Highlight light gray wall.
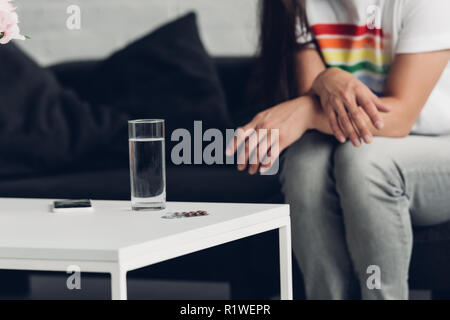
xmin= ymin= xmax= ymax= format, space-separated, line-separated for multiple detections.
xmin=15 ymin=0 xmax=259 ymax=66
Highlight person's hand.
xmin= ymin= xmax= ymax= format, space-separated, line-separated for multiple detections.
xmin=225 ymin=96 xmax=316 ymax=175
xmin=312 ymin=67 xmax=391 ymax=147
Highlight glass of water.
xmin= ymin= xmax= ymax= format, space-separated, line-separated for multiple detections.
xmin=128 ymin=119 xmax=166 ymax=211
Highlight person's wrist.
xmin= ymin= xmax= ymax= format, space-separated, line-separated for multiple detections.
xmin=297 ymin=95 xmax=320 ymax=130
xmin=311 ymin=72 xmax=324 ymax=96
xmin=311 ymin=68 xmax=332 ymax=96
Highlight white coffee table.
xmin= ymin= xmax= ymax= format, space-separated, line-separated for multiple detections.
xmin=0 ymin=198 xmax=292 ymax=300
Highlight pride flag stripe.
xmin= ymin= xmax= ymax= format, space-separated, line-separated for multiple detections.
xmin=321 ymin=50 xmax=391 ymax=66
xmin=312 ymin=24 xmax=383 ymax=37
xmin=317 ymin=37 xmax=384 ymax=50
xmin=327 ymin=61 xmax=391 ymax=75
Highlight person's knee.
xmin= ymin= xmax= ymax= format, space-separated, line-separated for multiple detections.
xmin=334 ymin=141 xmax=402 ymax=199
xmin=334 ymin=142 xmax=374 ymax=181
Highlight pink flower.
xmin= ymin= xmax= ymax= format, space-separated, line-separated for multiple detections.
xmin=0 ymin=0 xmax=25 ymax=44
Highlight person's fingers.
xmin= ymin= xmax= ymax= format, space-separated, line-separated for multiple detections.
xmin=225 ymin=118 xmax=258 ymax=156
xmin=373 ymin=94 xmax=392 ymax=113
xmin=342 ymin=94 xmax=373 ymax=144
xmin=226 ymin=128 xmax=244 ymax=157
xmin=332 ymin=98 xmax=361 ymax=147
xmin=248 ymin=130 xmax=267 ymax=175
xmin=247 ymin=129 xmax=268 ymax=175
xmin=248 ymin=157 xmax=260 ymax=175
xmin=348 ymin=107 xmax=373 ymax=144
xmin=237 ymin=137 xmax=250 ymax=171
xmin=251 ymin=129 xmax=273 ymax=175
xmin=226 ymin=134 xmax=238 ymax=158
xmin=357 ymin=94 xmax=384 ymax=130
xmin=260 ymin=132 xmax=282 ymax=174
xmin=328 ymin=109 xmax=346 ymax=143
xmin=259 ymin=147 xmax=273 ymax=173
xmin=338 ymin=116 xmax=361 ymax=147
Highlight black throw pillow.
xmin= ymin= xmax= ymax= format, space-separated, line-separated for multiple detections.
xmin=87 ymin=12 xmax=233 ymax=139
xmin=0 ymin=44 xmax=129 ymax=178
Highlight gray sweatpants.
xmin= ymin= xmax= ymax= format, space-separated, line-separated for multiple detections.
xmin=280 ymin=131 xmax=450 ymax=300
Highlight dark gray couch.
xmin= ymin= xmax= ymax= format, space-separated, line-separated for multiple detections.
xmin=0 ymin=57 xmax=449 ymax=299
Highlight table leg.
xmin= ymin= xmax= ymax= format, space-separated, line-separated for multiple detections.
xmin=111 ymin=267 xmax=127 ymax=300
xmin=279 ymin=222 xmax=293 ymax=300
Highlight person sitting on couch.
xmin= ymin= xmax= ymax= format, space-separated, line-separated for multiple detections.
xmin=227 ymin=0 xmax=450 ymax=299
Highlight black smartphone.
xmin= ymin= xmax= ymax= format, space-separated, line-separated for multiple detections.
xmin=52 ymin=199 xmax=93 ymax=213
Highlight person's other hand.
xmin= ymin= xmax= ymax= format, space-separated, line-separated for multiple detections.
xmin=312 ymin=67 xmax=391 ymax=146
xmin=225 ymin=97 xmax=316 ymax=175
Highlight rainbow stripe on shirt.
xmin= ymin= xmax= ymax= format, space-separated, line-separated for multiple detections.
xmin=312 ymin=24 xmax=391 ymax=96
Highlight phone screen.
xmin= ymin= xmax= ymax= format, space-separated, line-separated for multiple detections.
xmin=54 ymin=200 xmax=92 ymax=209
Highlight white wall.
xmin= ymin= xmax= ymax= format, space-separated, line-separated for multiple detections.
xmin=15 ymin=0 xmax=260 ymax=66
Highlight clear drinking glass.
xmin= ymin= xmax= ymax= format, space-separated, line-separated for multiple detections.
xmin=128 ymin=119 xmax=166 ymax=211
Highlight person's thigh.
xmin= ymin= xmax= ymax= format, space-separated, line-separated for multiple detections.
xmin=337 ymin=134 xmax=450 ymax=226
xmin=280 ymin=131 xmax=339 ymax=210
xmin=393 ymin=135 xmax=450 ymax=226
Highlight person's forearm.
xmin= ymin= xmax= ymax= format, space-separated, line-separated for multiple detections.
xmin=296 ymin=48 xmax=327 ymax=95
xmin=300 ymin=94 xmax=334 ymax=135
xmin=301 ymin=94 xmax=417 ymax=138
xmin=363 ymin=97 xmax=418 ymax=138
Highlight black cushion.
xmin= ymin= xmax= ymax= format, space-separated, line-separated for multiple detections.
xmin=0 ymin=44 xmax=128 ymax=178
xmin=85 ymin=12 xmax=233 ymax=142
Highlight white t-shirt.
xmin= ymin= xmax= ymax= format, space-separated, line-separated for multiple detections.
xmin=297 ymin=0 xmax=450 ymax=135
